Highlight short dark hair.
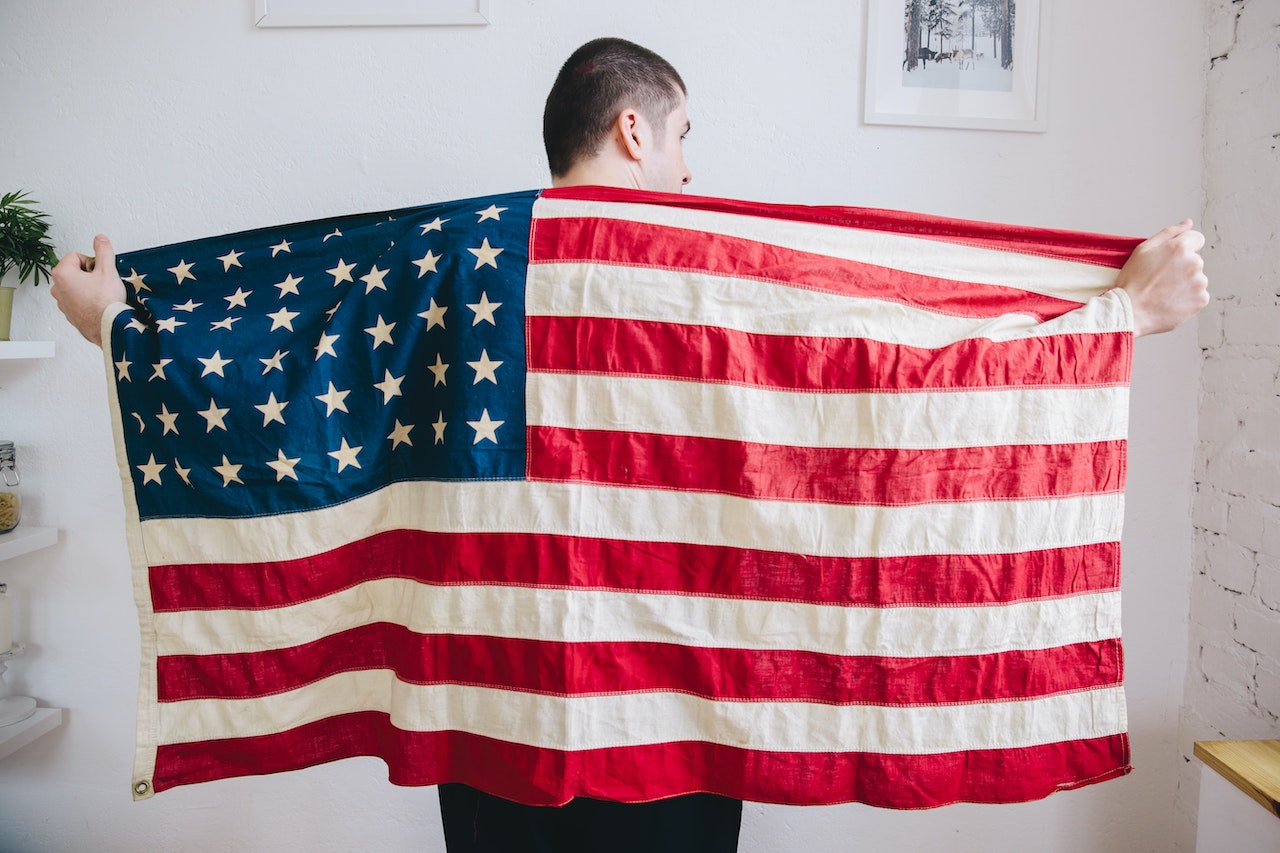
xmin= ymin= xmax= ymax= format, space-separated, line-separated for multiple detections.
xmin=543 ymin=38 xmax=686 ymax=178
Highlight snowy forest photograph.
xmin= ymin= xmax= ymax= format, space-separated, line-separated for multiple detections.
xmin=902 ymin=0 xmax=1015 ymax=92
xmin=865 ymin=0 xmax=1045 ymax=132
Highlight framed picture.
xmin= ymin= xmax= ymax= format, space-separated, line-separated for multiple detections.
xmin=864 ymin=0 xmax=1049 ymax=132
xmin=255 ymin=0 xmax=490 ymax=28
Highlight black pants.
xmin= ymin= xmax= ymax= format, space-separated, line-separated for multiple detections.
xmin=438 ymin=783 xmax=743 ymax=853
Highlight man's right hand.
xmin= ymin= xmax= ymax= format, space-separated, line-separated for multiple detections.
xmin=50 ymin=234 xmax=128 ymax=348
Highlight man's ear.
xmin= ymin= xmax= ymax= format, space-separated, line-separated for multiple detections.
xmin=615 ymin=108 xmax=645 ymax=162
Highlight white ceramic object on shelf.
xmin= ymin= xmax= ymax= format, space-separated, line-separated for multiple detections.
xmin=0 ymin=643 xmax=37 ymax=727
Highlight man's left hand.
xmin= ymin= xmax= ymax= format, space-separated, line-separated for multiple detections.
xmin=1115 ymin=219 xmax=1210 ymax=338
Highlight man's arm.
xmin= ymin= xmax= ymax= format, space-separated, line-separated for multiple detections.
xmin=50 ymin=234 xmax=127 ymax=348
xmin=1115 ymin=219 xmax=1209 ymax=337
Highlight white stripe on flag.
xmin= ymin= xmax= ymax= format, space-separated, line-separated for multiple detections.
xmin=527 ymin=375 xmax=1130 ymax=448
xmin=153 ymin=582 xmax=1122 ymax=657
xmin=531 ymin=197 xmax=1119 ymax=302
xmin=137 ymin=481 xmax=1127 ymax=565
xmin=527 ymin=263 xmax=1133 ymax=346
xmin=157 ymin=673 xmax=1129 ymax=754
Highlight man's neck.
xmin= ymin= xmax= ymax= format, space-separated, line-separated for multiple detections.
xmin=551 ymin=158 xmax=642 ymax=190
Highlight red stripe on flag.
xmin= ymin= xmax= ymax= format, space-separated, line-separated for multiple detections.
xmin=539 ymin=185 xmax=1143 ymax=269
xmin=531 ymin=216 xmax=1089 ymax=321
xmin=150 ymin=533 xmax=1119 ymax=612
xmin=531 ymin=216 xmax=1085 ymax=320
xmin=528 ymin=316 xmax=1131 ymax=391
xmin=528 ymin=428 xmax=1126 ymax=505
xmin=151 ymin=717 xmax=1131 ymax=808
xmin=156 ymin=628 xmax=1122 ymax=703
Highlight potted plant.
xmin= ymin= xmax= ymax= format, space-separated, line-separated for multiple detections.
xmin=0 ymin=190 xmax=59 ymax=342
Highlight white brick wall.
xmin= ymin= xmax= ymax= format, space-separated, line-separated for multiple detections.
xmin=1176 ymin=0 xmax=1280 ymax=849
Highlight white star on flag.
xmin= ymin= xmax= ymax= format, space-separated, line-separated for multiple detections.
xmin=432 ymin=412 xmax=447 ymax=444
xmin=413 ymin=250 xmax=441 ymax=278
xmin=270 ymin=238 xmax=292 ymax=257
xmin=361 ymin=265 xmax=390 ymax=294
xmin=328 ymin=438 xmax=363 ymax=472
xmin=468 ymin=238 xmax=503 ymax=270
xmin=218 ymin=250 xmax=244 ymax=271
xmin=315 ymin=333 xmax=340 ymax=360
xmin=150 ymin=359 xmax=173 ymax=381
xmin=156 ymin=317 xmax=186 ymax=333
xmin=115 ymin=356 xmax=133 ymax=381
xmin=267 ymin=306 xmax=301 ymax=331
xmin=255 ymin=392 xmax=289 ymax=426
xmin=137 ymin=454 xmax=166 ymax=485
xmin=211 ymin=317 xmax=242 ymax=332
xmin=327 ymin=259 xmax=356 ymax=285
xmin=418 ymin=298 xmax=447 ymax=330
xmin=213 ymin=455 xmax=244 ymax=486
xmin=198 ymin=399 xmax=230 ymax=432
xmin=156 ymin=404 xmax=180 ymax=435
xmin=275 ymin=274 xmax=303 ymax=297
xmin=374 ymin=370 xmax=405 ymax=403
xmin=124 ymin=269 xmax=149 ymax=292
xmin=198 ymin=350 xmax=232 ymax=378
xmin=316 ymin=382 xmax=351 ymax=416
xmin=387 ymin=419 xmax=414 ymax=449
xmin=468 ymin=350 xmax=503 ymax=385
xmin=427 ymin=354 xmax=449 ymax=386
xmin=173 ymin=299 xmax=203 ymax=313
xmin=260 ymin=350 xmax=289 ymax=375
xmin=468 ymin=409 xmax=503 ymax=445
xmin=476 ymin=204 xmax=507 ymax=222
xmin=225 ymin=288 xmax=252 ymax=309
xmin=267 ymin=449 xmax=302 ymax=482
xmin=420 ymin=217 xmax=447 ymax=234
xmin=364 ymin=316 xmax=396 ymax=349
xmin=468 ymin=292 xmax=501 ymax=326
xmin=168 ymin=260 xmax=196 ymax=284
xmin=173 ymin=460 xmax=191 ymax=486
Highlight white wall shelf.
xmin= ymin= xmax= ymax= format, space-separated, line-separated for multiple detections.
xmin=0 ymin=526 xmax=58 ymax=563
xmin=0 ymin=334 xmax=62 ymax=761
xmin=0 ymin=344 xmax=60 ymax=563
xmin=0 ymin=707 xmax=62 ymax=760
xmin=0 ymin=341 xmax=55 ymax=360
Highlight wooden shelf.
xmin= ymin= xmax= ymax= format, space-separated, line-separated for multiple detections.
xmin=0 ymin=707 xmax=62 ymax=760
xmin=0 ymin=341 xmax=55 ymax=360
xmin=1195 ymin=740 xmax=1280 ymax=819
xmin=0 ymin=526 xmax=58 ymax=563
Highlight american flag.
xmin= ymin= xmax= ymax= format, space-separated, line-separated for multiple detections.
xmin=104 ymin=186 xmax=1141 ymax=807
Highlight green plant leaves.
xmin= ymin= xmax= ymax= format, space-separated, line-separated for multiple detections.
xmin=0 ymin=190 xmax=59 ymax=286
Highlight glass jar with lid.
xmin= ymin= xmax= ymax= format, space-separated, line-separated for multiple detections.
xmin=0 ymin=441 xmax=18 ymax=534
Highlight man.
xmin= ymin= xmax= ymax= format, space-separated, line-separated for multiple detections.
xmin=51 ymin=35 xmax=1208 ymax=853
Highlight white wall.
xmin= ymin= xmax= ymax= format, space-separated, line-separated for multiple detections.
xmin=1176 ymin=1 xmax=1280 ymax=850
xmin=0 ymin=2 xmax=1206 ymax=851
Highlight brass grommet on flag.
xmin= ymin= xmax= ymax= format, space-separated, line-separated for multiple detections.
xmin=133 ymin=780 xmax=150 ymax=797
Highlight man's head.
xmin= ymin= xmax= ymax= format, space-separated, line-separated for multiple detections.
xmin=543 ymin=37 xmax=691 ymax=192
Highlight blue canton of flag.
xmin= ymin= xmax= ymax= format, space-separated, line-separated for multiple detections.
xmin=108 ymin=190 xmax=538 ymax=520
